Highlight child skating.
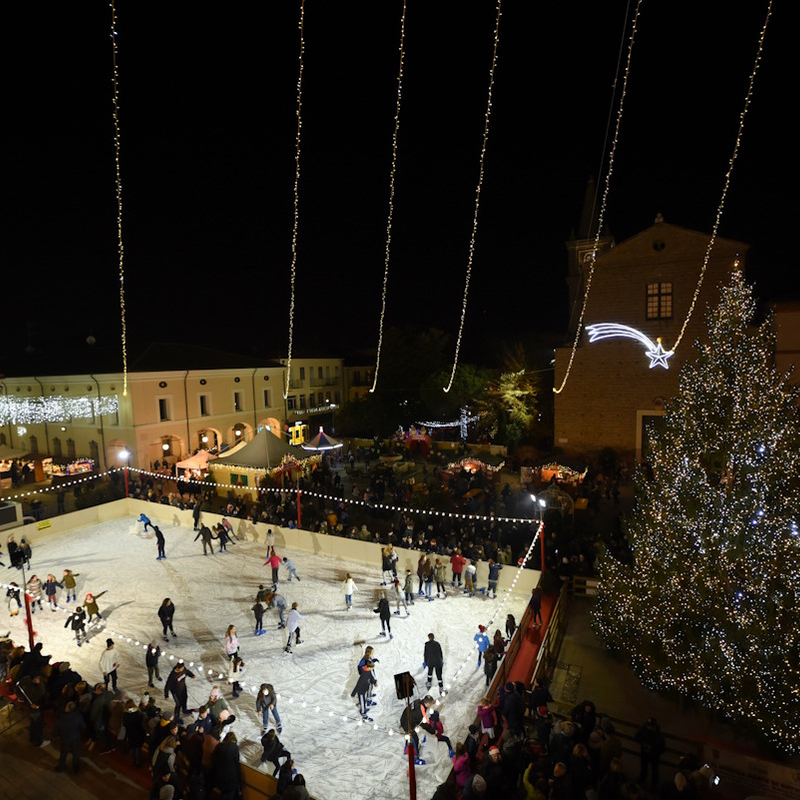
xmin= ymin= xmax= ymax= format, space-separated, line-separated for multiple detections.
xmin=474 ymin=624 xmax=490 ymax=666
xmin=342 ymin=573 xmax=358 ymax=610
xmin=63 ymin=569 xmax=80 ymax=601
xmin=282 ymin=556 xmax=300 ymax=582
xmin=351 ymin=658 xmax=377 ymax=722
xmin=43 ymin=573 xmax=63 ymax=610
xmin=25 ymin=574 xmax=44 ymax=613
xmin=391 ymin=578 xmax=409 ymax=616
xmin=374 ymin=595 xmax=392 ymax=639
xmin=84 ymin=590 xmax=107 ymax=623
xmin=64 ymin=604 xmax=88 ymax=646
xmin=284 ymin=602 xmax=304 ymax=653
xmin=402 ymin=568 xmax=415 ymax=608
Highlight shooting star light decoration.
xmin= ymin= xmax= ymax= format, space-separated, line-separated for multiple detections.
xmin=585 ymin=323 xmax=674 ymax=369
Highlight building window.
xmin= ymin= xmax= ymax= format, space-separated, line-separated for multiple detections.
xmin=67 ymin=438 xmax=76 ymax=459
xmin=234 ymin=392 xmax=242 ymax=412
xmin=53 ymin=437 xmax=62 ymax=458
xmin=287 ymin=395 xmax=296 ymax=411
xmin=263 ymin=389 xmax=272 ymax=408
xmin=646 ymin=282 xmax=672 ymax=320
xmin=0 ymin=433 xmax=6 ymax=446
xmin=318 ymin=392 xmax=324 ymax=405
xmin=299 ymin=395 xmax=307 ymax=409
xmin=318 ymin=367 xmax=323 ymax=380
xmin=30 ymin=435 xmax=39 ymax=455
xmin=299 ymin=367 xmax=305 ymax=381
xmin=199 ymin=394 xmax=210 ymax=416
xmin=335 ymin=391 xmax=341 ymax=404
xmin=158 ymin=398 xmax=171 ymax=421
xmin=89 ymin=441 xmax=100 ymax=465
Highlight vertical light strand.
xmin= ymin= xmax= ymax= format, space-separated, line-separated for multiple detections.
xmin=553 ymin=0 xmax=643 ymax=395
xmin=369 ymin=0 xmax=408 ymax=394
xmin=109 ymin=0 xmax=128 ymax=397
xmin=670 ymin=0 xmax=773 ymax=354
xmin=284 ymin=0 xmax=306 ymax=400
xmin=442 ymin=0 xmax=503 ymax=394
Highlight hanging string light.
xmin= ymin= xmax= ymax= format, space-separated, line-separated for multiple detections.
xmin=554 ymin=0 xmax=643 ymax=395
xmin=284 ymin=0 xmax=306 ymax=400
xmin=443 ymin=0 xmax=503 ymax=394
xmin=369 ymin=0 xmax=408 ymax=394
xmin=109 ymin=0 xmax=128 ymax=397
xmin=670 ymin=1 xmax=773 ymax=354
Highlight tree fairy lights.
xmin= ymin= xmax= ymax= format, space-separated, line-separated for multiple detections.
xmin=592 ymin=271 xmax=800 ymax=753
xmin=370 ymin=0 xmax=408 ymax=395
xmin=442 ymin=0 xmax=503 ymax=394
xmin=0 ymin=395 xmax=119 ymax=426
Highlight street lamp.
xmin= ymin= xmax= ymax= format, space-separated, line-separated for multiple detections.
xmin=530 ymin=493 xmax=547 ymax=572
xmin=119 ymin=449 xmax=130 ymax=497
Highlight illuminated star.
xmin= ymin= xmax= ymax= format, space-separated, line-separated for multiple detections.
xmin=586 ymin=323 xmax=674 ymax=369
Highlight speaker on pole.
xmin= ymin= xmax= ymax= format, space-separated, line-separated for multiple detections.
xmin=394 ymin=671 xmax=416 ymax=700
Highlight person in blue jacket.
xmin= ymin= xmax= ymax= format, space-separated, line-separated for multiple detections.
xmin=138 ymin=513 xmax=154 ymax=532
xmin=473 ymin=624 xmax=490 ymax=666
xmin=487 ymin=559 xmax=503 ymax=599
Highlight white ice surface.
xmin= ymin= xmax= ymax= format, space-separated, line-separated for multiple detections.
xmin=3 ymin=518 xmax=528 ymax=800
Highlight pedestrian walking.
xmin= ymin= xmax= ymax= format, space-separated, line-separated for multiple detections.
xmin=100 ymin=638 xmax=119 ymax=691
xmin=55 ymin=701 xmax=85 ymax=773
xmin=256 ymin=683 xmax=282 ymax=733
xmin=25 ymin=574 xmax=44 ymax=613
xmin=17 ymin=672 xmax=49 ymax=748
xmin=64 ymin=604 xmax=88 ymax=646
xmin=530 ymin=587 xmax=543 ymax=627
xmin=424 ymin=632 xmax=445 ymax=695
xmin=252 ymin=600 xmax=265 ymax=635
xmin=284 ymin=602 xmax=304 ymax=653
xmin=158 ymin=598 xmax=176 ymax=641
xmin=164 ymin=661 xmax=196 ymax=719
xmin=84 ymin=590 xmax=106 ymax=623
xmin=43 ymin=573 xmax=63 ymax=610
xmin=194 ymin=525 xmax=215 ymax=555
xmin=374 ymin=595 xmax=392 ymax=638
xmin=342 ymin=573 xmax=358 ymax=610
xmin=474 ymin=625 xmax=490 ymax=667
xmin=282 ymin=556 xmax=300 ymax=582
xmin=635 ymin=717 xmax=666 ymax=787
xmin=155 ymin=526 xmax=166 ymax=559
xmin=146 ymin=642 xmax=163 ymax=687
xmin=506 ymin=613 xmax=517 ymax=640
xmin=62 ymin=569 xmax=80 ymax=602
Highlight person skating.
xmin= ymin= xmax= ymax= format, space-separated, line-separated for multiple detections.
xmin=228 ymin=653 xmax=244 ymax=698
xmin=342 ymin=573 xmax=358 ymax=610
xmin=43 ymin=573 xmax=64 ymax=610
xmin=138 ymin=512 xmax=154 ymax=532
xmin=62 ymin=569 xmax=80 ymax=602
xmin=100 ymin=638 xmax=120 ymax=692
xmin=424 ymin=632 xmax=445 ymax=695
xmin=256 ymin=683 xmax=282 ymax=733
xmin=464 ymin=560 xmax=477 ymax=596
xmin=260 ymin=728 xmax=290 ymax=776
xmin=487 ymin=559 xmax=503 ymax=599
xmin=474 ymin=624 xmax=490 ymax=667
xmin=350 ymin=658 xmax=377 ymax=721
xmin=400 ymin=694 xmax=433 ymax=766
xmin=402 ymin=568 xmax=415 ymax=607
xmin=251 ymin=599 xmax=265 ymax=635
xmin=264 ymin=551 xmax=282 ymax=588
xmin=357 ymin=646 xmax=379 ymax=709
xmin=192 ymin=500 xmax=202 ymax=531
xmin=154 ymin=526 xmax=166 ymax=560
xmin=84 ymin=590 xmax=106 ymax=623
xmin=255 ymin=584 xmax=269 ymax=604
xmin=433 ymin=558 xmax=448 ymax=598
xmin=506 ymin=613 xmax=517 ymax=640
xmin=158 ymin=598 xmax=177 ymax=642
xmin=282 ymin=556 xmax=300 ymax=581
xmin=19 ymin=538 xmax=32 ymax=569
xmin=380 ymin=546 xmax=396 ymax=585
xmin=25 ymin=574 xmax=44 ymax=614
xmin=146 ymin=642 xmax=163 ymax=687
xmin=284 ymin=602 xmax=304 ymax=653
xmin=374 ymin=594 xmax=392 ymax=639
xmin=424 ymin=710 xmax=455 ymax=758
xmin=224 ymin=624 xmax=239 ymax=658
xmin=206 ymin=685 xmax=229 ymax=724
xmin=450 ymin=549 xmax=466 ymax=588
xmin=7 ymin=582 xmax=21 ymax=616
xmin=64 ymin=604 xmax=88 ymax=646
xmin=423 ymin=556 xmax=434 ymax=600
xmin=483 ymin=645 xmax=498 ymax=687
xmin=268 ymin=592 xmax=288 ymax=628
xmin=391 ymin=577 xmax=409 ymax=616
xmin=417 ymin=554 xmax=426 ymax=595
xmin=214 ymin=523 xmax=235 ymax=552
xmin=194 ymin=525 xmax=215 ymax=555
xmin=529 ymin=587 xmax=543 ymax=627
xmin=164 ymin=661 xmax=196 ymax=720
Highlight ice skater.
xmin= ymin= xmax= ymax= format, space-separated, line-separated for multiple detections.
xmin=391 ymin=578 xmax=409 ymax=616
xmin=138 ymin=513 xmax=154 ymax=532
xmin=450 ymin=549 xmax=466 ymax=588
xmin=342 ymin=573 xmax=358 ymax=610
xmin=374 ymin=594 xmax=392 ymax=639
xmin=487 ymin=559 xmax=503 ymax=599
xmin=7 ymin=582 xmax=21 ymax=616
xmin=423 ymin=710 xmax=455 ymax=758
xmin=214 ymin=523 xmax=235 ymax=552
xmin=423 ymin=557 xmax=434 ymax=600
xmin=402 ymin=568 xmax=415 ymax=607
xmin=260 ymin=729 xmax=290 ymax=775
xmin=424 ymin=633 xmax=445 ymax=695
xmin=100 ymin=638 xmax=119 ymax=691
xmin=155 ymin=526 xmax=166 ymax=559
xmin=506 ymin=613 xmax=517 ymax=640
xmin=43 ymin=573 xmax=64 ymax=610
xmin=380 ymin=546 xmax=396 ymax=585
xmin=164 ymin=661 xmax=196 ymax=719
xmin=530 ymin=587 xmax=543 ymax=627
xmin=228 ymin=653 xmax=244 ymax=698
xmin=284 ymin=602 xmax=304 ymax=653
xmin=268 ymin=592 xmax=288 ymax=628
xmin=146 ymin=642 xmax=162 ymax=687
xmin=434 ymin=558 xmax=448 ymax=598
xmin=351 ymin=658 xmax=377 ymax=722
xmin=25 ymin=574 xmax=44 ymax=613
xmin=63 ymin=569 xmax=80 ymax=602
xmin=264 ymin=551 xmax=282 ymax=588
xmin=194 ymin=525 xmax=215 ymax=555
xmin=158 ymin=598 xmax=176 ymax=641
xmin=224 ymin=624 xmax=239 ymax=659
xmin=256 ymin=683 xmax=282 ymax=733
xmin=464 ymin=560 xmax=477 ymax=596
xmin=252 ymin=599 xmax=265 ymax=635
xmin=64 ymin=604 xmax=88 ymax=646
xmin=282 ymin=556 xmax=300 ymax=582
xmin=474 ymin=624 xmax=490 ymax=666
xmin=84 ymin=590 xmax=106 ymax=623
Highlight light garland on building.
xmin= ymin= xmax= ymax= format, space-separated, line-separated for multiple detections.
xmin=370 ymin=0 xmax=408 ymax=395
xmin=443 ymin=0 xmax=503 ymax=394
xmin=417 ymin=407 xmax=480 ymax=440
xmin=0 ymin=395 xmax=119 ymax=426
xmin=585 ymin=323 xmax=673 ymax=369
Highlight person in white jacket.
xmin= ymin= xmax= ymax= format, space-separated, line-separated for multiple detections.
xmin=284 ymin=602 xmax=305 ymax=653
xmin=99 ymin=638 xmax=119 ymax=691
xmin=342 ymin=573 xmax=358 ymax=610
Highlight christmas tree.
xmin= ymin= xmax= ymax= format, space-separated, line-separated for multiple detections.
xmin=592 ymin=270 xmax=800 ymax=752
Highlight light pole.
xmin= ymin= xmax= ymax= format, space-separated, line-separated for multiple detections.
xmin=120 ymin=449 xmax=131 ymax=497
xmin=530 ymin=493 xmax=547 ymax=572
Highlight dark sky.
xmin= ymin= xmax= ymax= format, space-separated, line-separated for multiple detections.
xmin=1 ymin=1 xmax=791 ymax=370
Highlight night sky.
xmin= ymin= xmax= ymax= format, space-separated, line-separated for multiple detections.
xmin=1 ymin=1 xmax=791 ymax=370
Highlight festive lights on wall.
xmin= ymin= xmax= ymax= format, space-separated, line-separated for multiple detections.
xmin=369 ymin=0 xmax=408 ymax=395
xmin=109 ymin=0 xmax=129 ymax=397
xmin=554 ymin=0 xmax=643 ymax=395
xmin=283 ymin=0 xmax=306 ymax=401
xmin=0 ymin=395 xmax=119 ymax=426
xmin=442 ymin=0 xmax=503 ymax=394
xmin=585 ymin=323 xmax=673 ymax=369
xmin=417 ymin=407 xmax=480 ymax=440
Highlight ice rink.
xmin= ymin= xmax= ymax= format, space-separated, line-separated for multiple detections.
xmin=3 ymin=515 xmax=531 ymax=800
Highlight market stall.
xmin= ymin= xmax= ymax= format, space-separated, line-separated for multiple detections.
xmin=50 ymin=458 xmax=95 ymax=487
xmin=176 ymin=449 xmax=215 ymax=480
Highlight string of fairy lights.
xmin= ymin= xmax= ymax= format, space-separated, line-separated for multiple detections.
xmin=669 ymin=0 xmax=773 ymax=354
xmin=0 ymin=506 xmax=541 ymax=742
xmin=442 ymin=0 xmax=503 ymax=394
xmin=109 ymin=0 xmax=129 ymax=398
xmin=369 ymin=0 xmax=408 ymax=395
xmin=553 ymin=0 xmax=643 ymax=396
xmin=283 ymin=0 xmax=306 ymax=401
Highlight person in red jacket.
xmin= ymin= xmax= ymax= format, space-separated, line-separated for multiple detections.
xmin=264 ymin=552 xmax=282 ymax=589
xmin=449 ymin=549 xmax=466 ymax=588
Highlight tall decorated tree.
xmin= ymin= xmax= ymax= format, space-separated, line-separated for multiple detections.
xmin=592 ymin=270 xmax=800 ymax=752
